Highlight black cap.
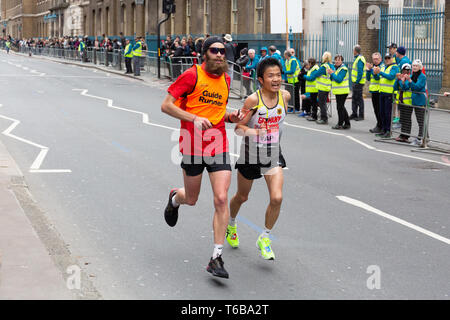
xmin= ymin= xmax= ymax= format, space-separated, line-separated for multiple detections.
xmin=387 ymin=43 xmax=397 ymax=49
xmin=202 ymin=36 xmax=224 ymax=55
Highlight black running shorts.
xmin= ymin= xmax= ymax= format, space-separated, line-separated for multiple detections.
xmin=235 ymin=153 xmax=286 ymax=180
xmin=181 ymin=153 xmax=232 ymax=177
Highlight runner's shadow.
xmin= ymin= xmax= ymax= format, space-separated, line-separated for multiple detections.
xmin=208 ymin=278 xmax=229 ymax=288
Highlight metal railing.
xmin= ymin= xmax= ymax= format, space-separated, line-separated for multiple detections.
xmin=375 ymin=91 xmax=449 ymax=155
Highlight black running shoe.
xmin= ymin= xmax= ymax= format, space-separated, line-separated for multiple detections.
xmin=206 ymin=255 xmax=229 ymax=279
xmin=164 ymin=189 xmax=179 ymax=227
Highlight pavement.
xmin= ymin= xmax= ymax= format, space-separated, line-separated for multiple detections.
xmin=0 ymin=139 xmax=74 ymax=299
xmin=0 ymin=49 xmax=449 ymax=300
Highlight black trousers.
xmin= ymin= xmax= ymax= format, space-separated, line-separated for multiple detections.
xmin=398 ymin=104 xmax=426 ymax=138
xmin=371 ymin=92 xmax=382 ymax=129
xmin=318 ymin=90 xmax=329 ymax=121
xmin=379 ymin=93 xmax=393 ymax=133
xmin=293 ymin=82 xmax=301 ymax=111
xmin=125 ymin=57 xmax=133 ymax=73
xmin=310 ymin=92 xmax=319 ymax=119
xmin=352 ymin=83 xmax=365 ymax=117
xmin=336 ymin=94 xmax=350 ymax=126
xmin=302 ymin=98 xmax=311 ymax=113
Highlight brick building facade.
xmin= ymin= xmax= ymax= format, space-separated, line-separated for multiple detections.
xmin=1 ymin=1 xmax=85 ymax=39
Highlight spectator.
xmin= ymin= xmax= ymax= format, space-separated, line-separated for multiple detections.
xmin=283 ymin=49 xmax=301 ymax=113
xmin=366 ymin=52 xmax=384 ymax=134
xmin=223 ymin=34 xmax=236 ymax=82
xmin=302 ymin=58 xmax=320 ymax=121
xmin=124 ymin=39 xmax=133 ymax=74
xmin=132 ymin=37 xmax=143 ymax=76
xmin=394 ymin=64 xmax=414 ymax=143
xmin=298 ymin=61 xmax=310 ymax=117
xmin=350 ymin=44 xmax=366 ymax=121
xmin=259 ymin=47 xmax=268 ymax=62
xmin=170 ymin=40 xmax=184 ymax=78
xmin=373 ymin=53 xmax=400 ymax=138
xmin=314 ymin=51 xmax=335 ymax=124
xmin=245 ymin=49 xmax=260 ymax=91
xmin=401 ymin=59 xmax=428 ymax=146
xmin=330 ymin=54 xmax=351 ymax=130
xmin=236 ymin=48 xmax=251 ymax=97
xmin=387 ymin=43 xmax=398 ymax=64
xmin=392 ymin=46 xmax=412 ymax=125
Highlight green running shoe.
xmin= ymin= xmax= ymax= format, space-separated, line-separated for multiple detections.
xmin=256 ymin=236 xmax=275 ymax=260
xmin=226 ymin=225 xmax=239 ymax=248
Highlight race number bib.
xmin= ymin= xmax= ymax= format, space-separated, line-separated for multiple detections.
xmin=254 ymin=129 xmax=279 ymax=144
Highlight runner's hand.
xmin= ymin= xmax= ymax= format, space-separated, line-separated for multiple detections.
xmin=193 ymin=116 xmax=212 ymax=130
xmin=229 ymin=110 xmax=245 ymax=123
xmin=257 ymin=128 xmax=268 ymax=137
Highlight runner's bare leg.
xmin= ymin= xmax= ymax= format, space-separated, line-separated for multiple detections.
xmin=208 ymin=170 xmax=232 ymax=245
xmin=230 ymin=171 xmax=254 ymax=219
xmin=263 ymin=167 xmax=284 ymax=230
xmin=174 ymin=170 xmax=203 ymax=206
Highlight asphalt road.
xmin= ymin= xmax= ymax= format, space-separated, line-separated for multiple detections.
xmin=0 ymin=50 xmax=449 ymax=300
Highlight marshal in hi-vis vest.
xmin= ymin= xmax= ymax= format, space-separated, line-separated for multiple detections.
xmin=352 ymin=55 xmax=366 ymax=85
xmin=331 ymin=65 xmax=350 ymax=95
xmin=305 ymin=64 xmax=320 ymax=93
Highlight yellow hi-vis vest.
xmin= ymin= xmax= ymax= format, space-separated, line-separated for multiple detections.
xmin=369 ymin=65 xmax=382 ymax=92
xmin=286 ymin=57 xmax=300 ymax=84
xmin=305 ymin=64 xmax=320 ymax=93
xmin=396 ymin=90 xmax=412 ymax=106
xmin=331 ymin=65 xmax=350 ymax=95
xmin=78 ymin=41 xmax=85 ymax=52
xmin=379 ymin=64 xmax=396 ymax=94
xmin=133 ymin=41 xmax=142 ymax=57
xmin=124 ymin=44 xmax=133 ymax=58
xmin=316 ymin=63 xmax=332 ymax=92
xmin=6 ymin=41 xmax=11 ymax=48
xmin=352 ymin=55 xmax=366 ymax=84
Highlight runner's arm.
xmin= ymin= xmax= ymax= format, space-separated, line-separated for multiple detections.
xmin=161 ymin=94 xmax=212 ymax=129
xmin=281 ymin=90 xmax=291 ymax=113
xmin=234 ymin=94 xmax=263 ymax=137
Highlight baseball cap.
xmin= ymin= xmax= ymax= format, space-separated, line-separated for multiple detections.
xmin=384 ymin=53 xmax=393 ymax=59
xmin=397 ymin=46 xmax=406 ymax=55
xmin=387 ymin=43 xmax=397 ymax=49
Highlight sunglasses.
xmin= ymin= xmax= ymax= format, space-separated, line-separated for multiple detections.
xmin=209 ymin=47 xmax=226 ymax=55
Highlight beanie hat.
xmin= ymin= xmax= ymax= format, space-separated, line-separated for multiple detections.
xmin=202 ymin=36 xmax=224 ymax=55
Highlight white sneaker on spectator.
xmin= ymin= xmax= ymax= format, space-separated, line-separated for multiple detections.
xmin=410 ymin=138 xmax=421 ymax=146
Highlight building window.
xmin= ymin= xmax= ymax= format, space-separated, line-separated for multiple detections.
xmin=231 ymin=0 xmax=238 ymax=34
xmin=204 ymin=0 xmax=210 ymax=34
xmin=255 ymin=0 xmax=264 ymax=33
xmin=186 ymin=0 xmax=191 ymax=34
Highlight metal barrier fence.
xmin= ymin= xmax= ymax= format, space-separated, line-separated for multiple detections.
xmin=418 ymin=93 xmax=450 ymax=155
xmin=5 ymin=43 xmax=337 ymax=111
xmin=375 ymin=91 xmax=449 ymax=155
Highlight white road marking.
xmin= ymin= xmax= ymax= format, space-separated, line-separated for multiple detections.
xmin=72 ymin=89 xmax=240 ymax=158
xmin=284 ymin=121 xmax=450 ymax=167
xmin=337 ymin=196 xmax=450 ymax=245
xmin=0 ymin=113 xmax=72 ymax=173
xmin=285 ymin=121 xmax=345 ymax=136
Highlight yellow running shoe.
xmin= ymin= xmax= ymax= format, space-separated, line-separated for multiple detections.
xmin=256 ymin=235 xmax=275 ymax=260
xmin=226 ymin=225 xmax=239 ymax=248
